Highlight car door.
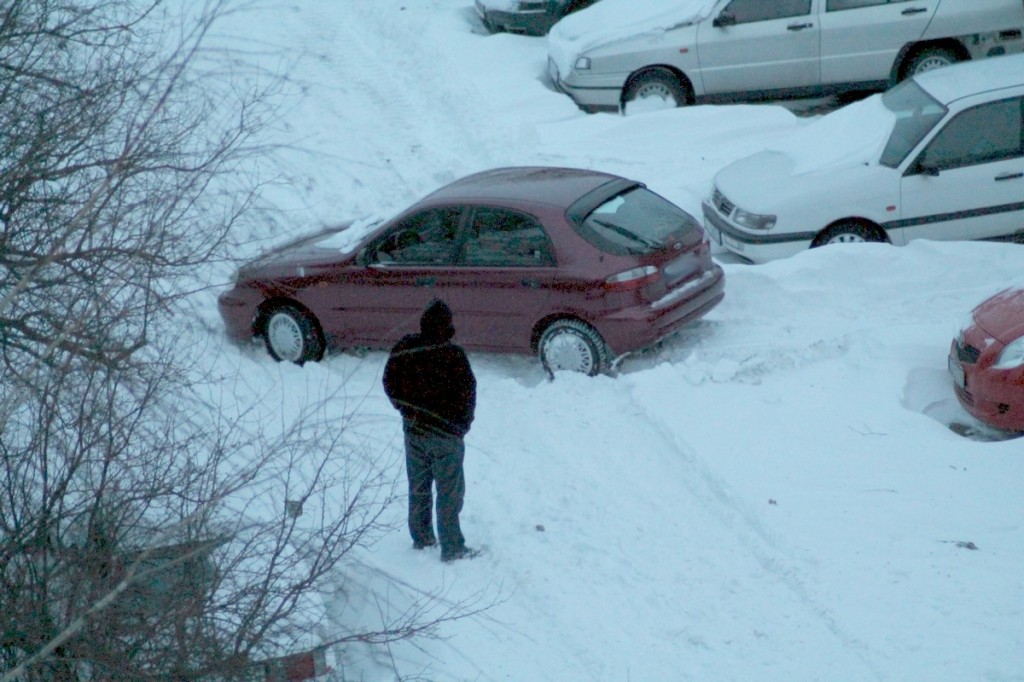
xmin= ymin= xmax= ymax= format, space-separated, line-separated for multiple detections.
xmin=819 ymin=0 xmax=939 ymax=85
xmin=696 ymin=0 xmax=819 ymax=96
xmin=441 ymin=206 xmax=556 ymax=353
xmin=897 ymin=96 xmax=1024 ymax=244
xmin=332 ymin=206 xmax=464 ymax=347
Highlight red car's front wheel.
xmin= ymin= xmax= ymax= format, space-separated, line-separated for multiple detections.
xmin=263 ymin=304 xmax=325 ymax=364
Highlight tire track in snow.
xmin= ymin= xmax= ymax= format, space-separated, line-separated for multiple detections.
xmin=264 ymin=0 xmax=507 ymax=220
xmin=620 ymin=371 xmax=888 ymax=680
xmin=629 ymin=319 xmax=854 ymax=386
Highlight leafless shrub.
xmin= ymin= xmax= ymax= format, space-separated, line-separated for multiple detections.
xmin=0 ymin=2 xmax=491 ymax=680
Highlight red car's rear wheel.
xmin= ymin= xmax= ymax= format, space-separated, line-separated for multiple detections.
xmin=539 ymin=319 xmax=609 ymax=377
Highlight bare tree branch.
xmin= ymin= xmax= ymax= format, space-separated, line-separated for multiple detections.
xmin=0 ymin=3 xmax=497 ymax=680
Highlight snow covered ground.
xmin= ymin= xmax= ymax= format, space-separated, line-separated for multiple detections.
xmin=194 ymin=2 xmax=1024 ymax=679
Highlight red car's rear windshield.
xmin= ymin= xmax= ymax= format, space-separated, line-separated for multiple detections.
xmin=573 ymin=187 xmax=700 ymax=256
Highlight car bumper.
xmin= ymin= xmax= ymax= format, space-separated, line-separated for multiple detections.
xmin=217 ymin=285 xmax=262 ymax=343
xmin=548 ymin=58 xmax=623 ymax=112
xmin=949 ymin=340 xmax=1024 ymax=433
xmin=702 ymin=201 xmax=815 ymax=264
xmin=597 ymin=263 xmax=725 ymax=357
xmin=477 ymin=1 xmax=556 ymax=36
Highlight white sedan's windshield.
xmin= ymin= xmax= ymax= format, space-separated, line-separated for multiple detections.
xmin=879 ymin=80 xmax=947 ymax=169
xmin=761 ymin=91 xmax=896 ymax=174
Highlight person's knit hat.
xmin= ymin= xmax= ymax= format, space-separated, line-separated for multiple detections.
xmin=420 ymin=299 xmax=455 ymax=341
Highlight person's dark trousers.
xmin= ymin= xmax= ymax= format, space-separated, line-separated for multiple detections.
xmin=404 ymin=420 xmax=466 ymax=556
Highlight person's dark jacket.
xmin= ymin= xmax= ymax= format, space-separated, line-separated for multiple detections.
xmin=383 ymin=300 xmax=476 ymax=438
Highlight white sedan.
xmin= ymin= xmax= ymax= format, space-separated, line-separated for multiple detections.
xmin=703 ymin=54 xmax=1024 ymax=263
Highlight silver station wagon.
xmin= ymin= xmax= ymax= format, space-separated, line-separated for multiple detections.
xmin=548 ymin=0 xmax=1024 ymax=113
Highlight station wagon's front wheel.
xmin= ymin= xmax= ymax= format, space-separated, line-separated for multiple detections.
xmin=539 ymin=319 xmax=609 ymax=377
xmin=263 ymin=304 xmax=325 ymax=365
xmin=622 ymin=68 xmax=690 ymax=114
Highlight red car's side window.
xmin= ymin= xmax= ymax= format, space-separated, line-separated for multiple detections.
xmin=461 ymin=207 xmax=556 ymax=267
xmin=377 ymin=207 xmax=461 ymax=265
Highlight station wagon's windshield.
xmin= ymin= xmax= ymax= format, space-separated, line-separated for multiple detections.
xmin=577 ymin=187 xmax=698 ymax=256
xmin=879 ymin=79 xmax=947 ymax=168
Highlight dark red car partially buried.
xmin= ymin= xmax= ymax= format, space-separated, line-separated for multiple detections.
xmin=949 ymin=288 xmax=1024 ymax=433
xmin=218 ymin=166 xmax=725 ymax=375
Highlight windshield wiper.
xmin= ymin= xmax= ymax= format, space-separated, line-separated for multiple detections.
xmin=591 ymin=219 xmax=659 ymax=250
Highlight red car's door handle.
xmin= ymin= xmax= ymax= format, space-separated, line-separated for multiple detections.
xmin=415 ymin=276 xmax=436 ymax=287
xmin=995 ymin=172 xmax=1024 ymax=181
xmin=521 ymin=279 xmax=541 ymax=289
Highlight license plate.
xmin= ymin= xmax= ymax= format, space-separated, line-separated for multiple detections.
xmin=948 ymin=354 xmax=965 ymax=389
xmin=664 ymin=251 xmax=699 ymax=281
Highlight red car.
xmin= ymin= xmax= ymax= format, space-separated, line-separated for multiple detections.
xmin=949 ymin=288 xmax=1024 ymax=433
xmin=218 ymin=166 xmax=725 ymax=375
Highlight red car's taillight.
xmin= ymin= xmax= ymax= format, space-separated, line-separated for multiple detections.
xmin=603 ymin=265 xmax=659 ymax=291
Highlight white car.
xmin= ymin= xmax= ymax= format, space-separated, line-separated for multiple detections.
xmin=548 ymin=0 xmax=1024 ymax=113
xmin=476 ymin=0 xmax=601 ymax=36
xmin=702 ymin=53 xmax=1024 ymax=263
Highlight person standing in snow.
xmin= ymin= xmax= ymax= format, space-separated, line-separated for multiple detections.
xmin=383 ymin=299 xmax=479 ymax=563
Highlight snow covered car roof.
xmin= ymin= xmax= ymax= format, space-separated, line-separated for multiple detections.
xmin=913 ymin=51 xmax=1024 ymax=104
xmin=547 ymin=0 xmax=718 ymax=77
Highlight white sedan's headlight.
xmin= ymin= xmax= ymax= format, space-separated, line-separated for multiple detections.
xmin=993 ymin=336 xmax=1024 ymax=369
xmin=574 ymin=56 xmax=591 ymax=71
xmin=733 ymin=208 xmax=776 ymax=231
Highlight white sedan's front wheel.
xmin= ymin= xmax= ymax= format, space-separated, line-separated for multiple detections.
xmin=812 ymin=221 xmax=886 ymax=248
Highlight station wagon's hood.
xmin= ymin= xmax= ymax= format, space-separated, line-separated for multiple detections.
xmin=974 ymin=288 xmax=1024 ymax=343
xmin=548 ymin=0 xmax=716 ymax=76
